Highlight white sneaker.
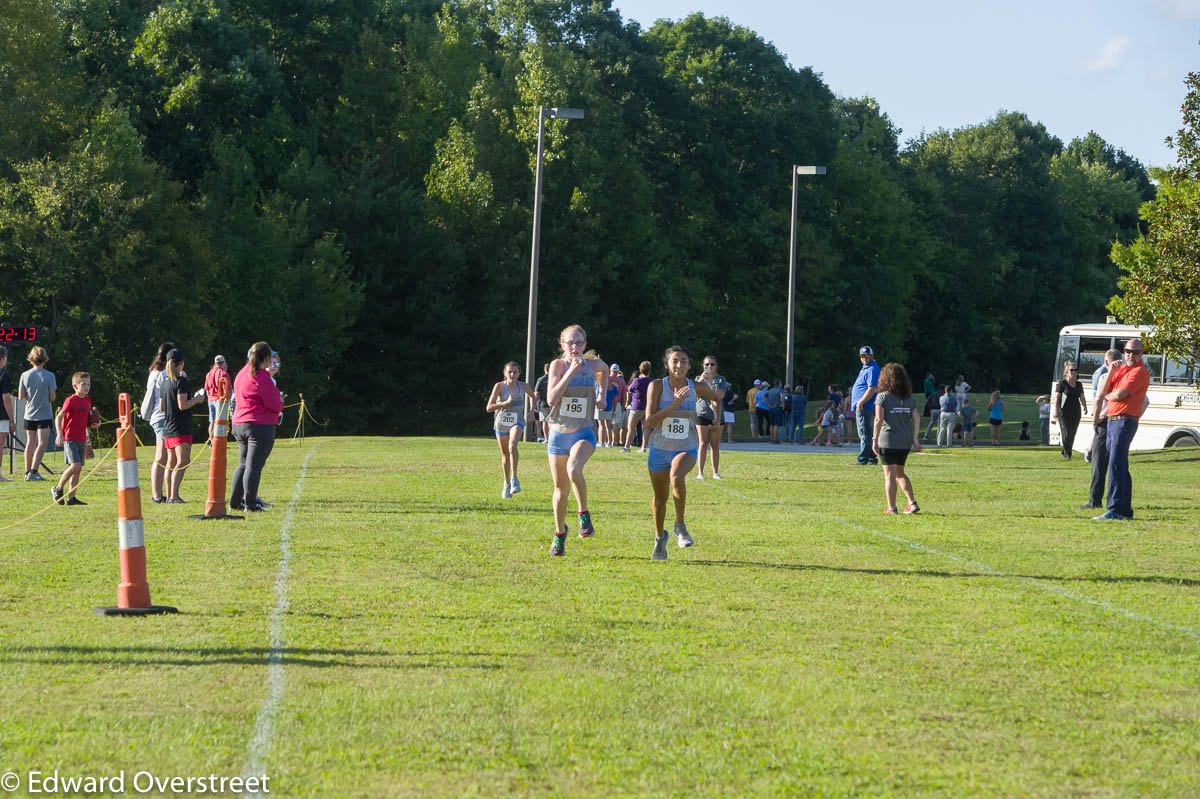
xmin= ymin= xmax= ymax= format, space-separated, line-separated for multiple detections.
xmin=652 ymin=533 xmax=669 ymax=561
xmin=501 ymin=482 xmax=512 ymax=499
xmin=712 ymin=473 xmax=723 ymax=480
xmin=510 ymin=477 xmax=521 ymax=494
xmin=696 ymin=473 xmax=705 ymax=480
xmin=675 ymin=521 xmax=694 ymax=548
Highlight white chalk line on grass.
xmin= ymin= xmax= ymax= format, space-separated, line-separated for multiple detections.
xmin=242 ymin=443 xmax=319 ymax=797
xmin=708 ymin=482 xmax=1200 ymax=644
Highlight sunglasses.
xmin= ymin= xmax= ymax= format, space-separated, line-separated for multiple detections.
xmin=1123 ymin=349 xmax=1142 ymax=354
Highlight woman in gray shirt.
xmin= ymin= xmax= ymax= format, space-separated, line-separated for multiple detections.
xmin=871 ymin=362 xmax=923 ymax=515
xmin=18 ymin=345 xmax=56 ymax=481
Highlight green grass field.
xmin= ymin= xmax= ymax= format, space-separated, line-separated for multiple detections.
xmin=1 ymin=435 xmax=1198 ymax=797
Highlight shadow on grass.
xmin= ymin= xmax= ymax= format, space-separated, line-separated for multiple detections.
xmin=0 ymin=645 xmax=510 ymax=669
xmin=596 ymin=554 xmax=1200 ymax=587
xmin=301 ymin=498 xmax=547 ymax=517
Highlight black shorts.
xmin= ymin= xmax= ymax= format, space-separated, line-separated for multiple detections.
xmin=696 ymin=415 xmax=716 ymax=427
xmin=879 ymin=447 xmax=910 ymax=466
xmin=25 ymin=418 xmax=52 ymax=431
xmin=989 ymin=419 xmax=1002 ymax=427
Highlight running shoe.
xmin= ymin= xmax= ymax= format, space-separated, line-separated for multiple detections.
xmin=168 ymin=497 xmax=186 ymax=504
xmin=883 ymin=507 xmax=898 ymax=515
xmin=51 ymin=485 xmax=64 ymax=504
xmin=550 ymin=533 xmax=566 ymax=556
xmin=66 ymin=497 xmax=87 ymax=506
xmin=1093 ymin=511 xmax=1130 ymax=521
xmin=510 ymin=477 xmax=521 ymax=495
xmin=712 ymin=473 xmax=723 ymax=480
xmin=652 ymin=533 xmax=669 ymax=561
xmin=675 ymin=521 xmax=694 ymax=548
xmin=24 ymin=472 xmax=33 ymax=481
xmin=29 ymin=472 xmax=46 ymax=481
xmin=696 ymin=473 xmax=705 ymax=480
xmin=152 ymin=496 xmax=167 ymax=504
xmin=578 ymin=510 xmax=595 ymax=538
xmin=904 ymin=502 xmax=920 ymax=515
xmin=621 ymin=446 xmax=630 ymax=452
xmin=501 ymin=482 xmax=512 ymax=499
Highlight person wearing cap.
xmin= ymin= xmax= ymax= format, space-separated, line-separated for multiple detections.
xmin=746 ymin=379 xmax=762 ymax=439
xmin=852 ymin=346 xmax=882 ymax=465
xmin=160 ymin=349 xmax=206 ymax=503
xmin=755 ymin=379 xmax=772 ymax=439
xmin=205 ymin=354 xmax=232 ymax=430
xmin=608 ymin=363 xmax=627 ymax=446
xmin=1095 ymin=338 xmax=1150 ymax=520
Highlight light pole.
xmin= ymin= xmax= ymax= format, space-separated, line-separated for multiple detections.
xmin=525 ymin=106 xmax=584 ymax=440
xmin=786 ymin=164 xmax=826 ymax=390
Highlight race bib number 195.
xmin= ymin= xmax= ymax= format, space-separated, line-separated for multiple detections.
xmin=561 ymin=396 xmax=587 ymax=419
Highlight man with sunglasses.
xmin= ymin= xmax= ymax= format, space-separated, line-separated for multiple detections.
xmin=1095 ymin=338 xmax=1150 ymax=521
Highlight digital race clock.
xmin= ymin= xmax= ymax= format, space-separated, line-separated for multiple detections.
xmin=0 ymin=326 xmax=38 ymax=342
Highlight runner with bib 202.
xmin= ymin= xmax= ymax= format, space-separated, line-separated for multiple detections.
xmin=544 ymin=325 xmax=608 ymax=557
xmin=486 ymin=361 xmax=534 ymax=500
xmin=644 ymin=345 xmax=725 ymax=561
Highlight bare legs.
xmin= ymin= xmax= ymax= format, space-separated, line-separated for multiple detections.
xmin=151 ymin=436 xmax=168 ymax=500
xmin=549 ymin=440 xmax=594 ymax=532
xmin=698 ymin=424 xmax=721 ymax=476
xmin=24 ymin=427 xmax=49 ymax=475
xmin=881 ymin=463 xmax=916 ymax=511
xmin=650 ymin=452 xmax=693 ymax=534
xmin=165 ymin=442 xmax=191 ymax=500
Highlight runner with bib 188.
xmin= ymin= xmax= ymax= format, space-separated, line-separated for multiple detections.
xmin=544 ymin=325 xmax=608 ymax=557
xmin=644 ymin=346 xmax=725 ymax=561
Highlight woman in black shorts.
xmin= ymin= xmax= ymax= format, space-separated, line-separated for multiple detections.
xmin=871 ymin=362 xmax=922 ymax=514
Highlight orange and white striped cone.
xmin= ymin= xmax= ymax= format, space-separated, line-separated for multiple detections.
xmin=95 ymin=393 xmax=178 ymax=616
xmin=190 ymin=376 xmax=243 ymax=521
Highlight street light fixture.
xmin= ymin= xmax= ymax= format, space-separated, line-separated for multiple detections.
xmin=525 ymin=106 xmax=585 ymax=440
xmin=786 ymin=164 xmax=826 ymax=390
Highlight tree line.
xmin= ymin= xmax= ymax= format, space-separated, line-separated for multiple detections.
xmin=0 ymin=0 xmax=1156 ymax=431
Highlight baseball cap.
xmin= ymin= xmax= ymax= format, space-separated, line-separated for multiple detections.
xmin=167 ymin=348 xmax=185 ymax=362
xmin=610 ymin=363 xmax=620 ymax=371
xmin=753 ymin=379 xmax=762 ymax=385
xmin=214 ymin=354 xmax=226 ymax=364
xmin=859 ymin=346 xmax=874 ymax=356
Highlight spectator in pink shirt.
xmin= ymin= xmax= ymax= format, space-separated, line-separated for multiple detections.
xmin=230 ymin=342 xmax=284 ymax=512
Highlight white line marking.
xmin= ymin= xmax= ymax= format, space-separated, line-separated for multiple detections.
xmin=243 ymin=443 xmax=319 ymax=796
xmin=710 ymin=483 xmax=1200 ymax=643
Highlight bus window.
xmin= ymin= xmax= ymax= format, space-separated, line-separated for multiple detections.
xmin=1076 ymin=337 xmax=1111 ymax=380
xmin=1144 ymin=355 xmax=1164 ymax=384
xmin=1055 ymin=336 xmax=1079 ymax=383
xmin=1164 ymin=358 xmax=1195 ymax=386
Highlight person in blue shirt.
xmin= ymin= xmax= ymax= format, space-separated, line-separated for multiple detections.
xmin=852 ymin=345 xmax=882 ymax=465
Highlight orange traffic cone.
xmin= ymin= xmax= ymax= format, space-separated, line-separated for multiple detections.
xmin=190 ymin=376 xmax=243 ymax=521
xmin=95 ymin=393 xmax=178 ymax=616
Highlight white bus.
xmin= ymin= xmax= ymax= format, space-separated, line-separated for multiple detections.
xmin=1050 ymin=322 xmax=1200 ymax=451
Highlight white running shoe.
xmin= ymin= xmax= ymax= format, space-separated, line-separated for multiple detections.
xmin=712 ymin=473 xmax=723 ymax=480
xmin=501 ymin=482 xmax=512 ymax=499
xmin=675 ymin=521 xmax=694 ymax=548
xmin=696 ymin=473 xmax=705 ymax=480
xmin=652 ymin=533 xmax=669 ymax=561
xmin=510 ymin=477 xmax=521 ymax=494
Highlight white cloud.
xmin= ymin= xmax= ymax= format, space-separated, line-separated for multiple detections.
xmin=1085 ymin=37 xmax=1131 ymax=72
xmin=1151 ymin=0 xmax=1200 ymax=19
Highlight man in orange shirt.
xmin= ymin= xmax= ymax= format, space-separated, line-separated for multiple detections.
xmin=1095 ymin=338 xmax=1150 ymax=520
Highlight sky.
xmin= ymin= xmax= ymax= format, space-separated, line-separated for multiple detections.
xmin=611 ymin=0 xmax=1200 ymax=168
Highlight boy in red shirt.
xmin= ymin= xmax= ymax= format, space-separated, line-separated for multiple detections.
xmin=52 ymin=372 xmax=100 ymax=505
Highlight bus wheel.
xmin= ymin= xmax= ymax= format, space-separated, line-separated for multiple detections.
xmin=1167 ymin=432 xmax=1200 ymax=448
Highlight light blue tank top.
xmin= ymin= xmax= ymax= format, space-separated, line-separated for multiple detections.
xmin=547 ymin=360 xmax=597 ymax=430
xmin=493 ymin=382 xmax=524 ymax=433
xmin=649 ymin=377 xmax=698 ymax=451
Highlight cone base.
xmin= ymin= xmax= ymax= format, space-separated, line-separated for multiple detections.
xmin=93 ymin=605 xmax=179 ymax=616
xmin=187 ymin=514 xmax=245 ymax=521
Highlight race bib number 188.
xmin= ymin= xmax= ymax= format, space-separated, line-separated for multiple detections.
xmin=663 ymin=417 xmax=689 ymax=439
xmin=561 ymin=396 xmax=587 ymax=419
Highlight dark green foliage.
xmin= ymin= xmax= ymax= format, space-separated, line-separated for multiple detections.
xmin=0 ymin=0 xmax=1153 ymax=429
